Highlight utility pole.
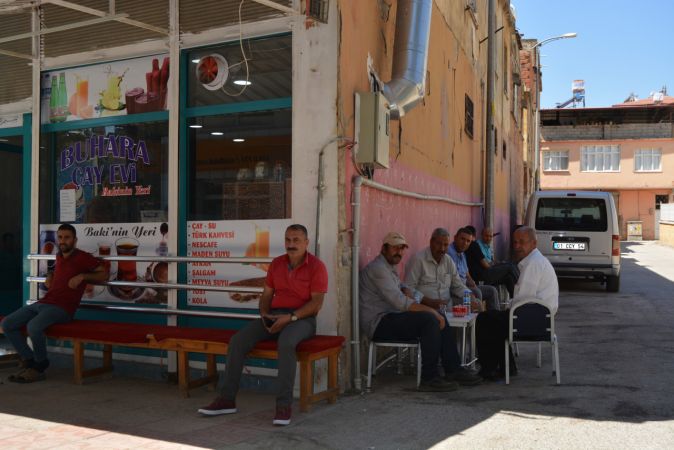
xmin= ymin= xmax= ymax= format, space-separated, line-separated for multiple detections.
xmin=485 ymin=0 xmax=496 ymax=229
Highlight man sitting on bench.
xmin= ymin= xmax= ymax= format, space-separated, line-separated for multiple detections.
xmin=1 ymin=223 xmax=108 ymax=383
xmin=198 ymin=224 xmax=328 ymax=426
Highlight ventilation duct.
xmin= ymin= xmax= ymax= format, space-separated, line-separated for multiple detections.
xmin=382 ymin=0 xmax=432 ymax=119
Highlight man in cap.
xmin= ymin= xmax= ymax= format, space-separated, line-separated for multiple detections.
xmin=360 ymin=231 xmax=479 ymax=392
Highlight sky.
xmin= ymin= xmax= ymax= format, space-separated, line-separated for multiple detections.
xmin=512 ymin=0 xmax=674 ymax=108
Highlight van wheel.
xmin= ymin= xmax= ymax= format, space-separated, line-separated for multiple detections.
xmin=606 ymin=275 xmax=620 ymax=292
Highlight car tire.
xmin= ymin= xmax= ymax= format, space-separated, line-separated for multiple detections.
xmin=606 ymin=275 xmax=620 ymax=292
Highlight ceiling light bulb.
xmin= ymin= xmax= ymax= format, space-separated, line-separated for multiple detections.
xmin=233 ymin=138 xmax=245 ymax=142
xmin=189 ymin=124 xmax=203 ymax=129
xmin=233 ymin=80 xmax=252 ymax=86
xmin=191 ymin=58 xmax=201 ymax=63
xmin=211 ymin=132 xmax=224 ymax=136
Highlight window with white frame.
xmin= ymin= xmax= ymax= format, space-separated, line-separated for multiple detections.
xmin=543 ymin=150 xmax=569 ymax=171
xmin=634 ymin=148 xmax=661 ymax=172
xmin=581 ymin=145 xmax=620 ymax=172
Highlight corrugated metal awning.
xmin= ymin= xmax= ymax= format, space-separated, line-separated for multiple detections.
xmin=0 ymin=0 xmax=294 ymax=108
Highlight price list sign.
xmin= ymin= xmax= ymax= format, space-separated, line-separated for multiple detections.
xmin=186 ymin=219 xmax=291 ymax=308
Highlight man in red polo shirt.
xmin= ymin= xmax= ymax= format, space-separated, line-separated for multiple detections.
xmin=1 ymin=223 xmax=108 ymax=383
xmin=198 ymin=224 xmax=328 ymax=426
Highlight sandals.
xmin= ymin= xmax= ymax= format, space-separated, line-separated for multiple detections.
xmin=8 ymin=367 xmax=46 ymax=383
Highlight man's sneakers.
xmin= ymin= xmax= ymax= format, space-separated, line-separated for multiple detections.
xmin=272 ymin=405 xmax=292 ymax=426
xmin=198 ymin=398 xmax=292 ymax=426
xmin=8 ymin=367 xmax=46 ymax=383
xmin=418 ymin=377 xmax=459 ymax=392
xmin=445 ymin=367 xmax=483 ymax=386
xmin=197 ymin=397 xmax=237 ymax=416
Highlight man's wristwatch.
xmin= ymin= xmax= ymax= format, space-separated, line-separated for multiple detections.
xmin=290 ymin=314 xmax=299 ymax=322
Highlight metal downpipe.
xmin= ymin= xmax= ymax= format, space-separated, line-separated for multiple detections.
xmin=351 ymin=176 xmax=363 ymax=391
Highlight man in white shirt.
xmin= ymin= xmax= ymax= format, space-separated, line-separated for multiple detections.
xmin=476 ymin=226 xmax=559 ymax=380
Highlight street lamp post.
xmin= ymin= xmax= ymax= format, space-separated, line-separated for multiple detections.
xmin=532 ymin=33 xmax=577 ymax=190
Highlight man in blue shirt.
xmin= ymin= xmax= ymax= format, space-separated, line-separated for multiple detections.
xmin=476 ymin=227 xmax=494 ymax=263
xmin=447 ymin=227 xmax=499 ymax=310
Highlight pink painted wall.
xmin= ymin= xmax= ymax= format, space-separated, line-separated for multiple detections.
xmin=338 ymin=0 xmax=521 ymax=271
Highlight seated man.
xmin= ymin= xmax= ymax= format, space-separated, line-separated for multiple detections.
xmin=476 ymin=227 xmax=495 ymax=264
xmin=476 ymin=226 xmax=559 ymax=380
xmin=198 ymin=224 xmax=328 ymax=426
xmin=447 ymin=227 xmax=499 ymax=310
xmin=465 ymin=226 xmax=519 ymax=298
xmin=1 ymin=224 xmax=108 ymax=383
xmin=404 ymin=228 xmax=483 ymax=384
xmin=360 ymin=231 xmax=479 ymax=392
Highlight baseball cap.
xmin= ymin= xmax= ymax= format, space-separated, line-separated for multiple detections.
xmin=383 ymin=232 xmax=408 ymax=248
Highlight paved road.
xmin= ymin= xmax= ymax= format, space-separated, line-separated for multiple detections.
xmin=1 ymin=241 xmax=673 ymax=449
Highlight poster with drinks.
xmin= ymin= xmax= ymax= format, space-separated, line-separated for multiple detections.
xmin=40 ymin=54 xmax=170 ymax=124
xmin=38 ymin=222 xmax=169 ymax=304
xmin=186 ymin=219 xmax=292 ymax=308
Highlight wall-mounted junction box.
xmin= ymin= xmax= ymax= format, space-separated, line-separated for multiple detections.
xmin=355 ymin=91 xmax=390 ymax=168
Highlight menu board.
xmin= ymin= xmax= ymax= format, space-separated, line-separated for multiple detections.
xmin=186 ymin=219 xmax=291 ymax=308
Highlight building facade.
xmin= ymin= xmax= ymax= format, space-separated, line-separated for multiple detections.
xmin=0 ymin=0 xmax=534 ymax=390
xmin=540 ymin=96 xmax=674 ymax=240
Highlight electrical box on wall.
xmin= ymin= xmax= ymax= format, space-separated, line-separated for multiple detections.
xmin=355 ymin=91 xmax=390 ymax=168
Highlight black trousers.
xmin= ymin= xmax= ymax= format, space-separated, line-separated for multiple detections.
xmin=477 ymin=262 xmax=519 ymax=298
xmin=476 ymin=309 xmax=515 ymax=373
xmin=373 ymin=311 xmax=462 ymax=381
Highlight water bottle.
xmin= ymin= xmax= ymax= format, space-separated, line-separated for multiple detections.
xmin=463 ymin=289 xmax=472 ymax=314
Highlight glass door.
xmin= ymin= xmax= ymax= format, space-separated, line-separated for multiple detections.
xmin=0 ymin=134 xmax=23 ymax=315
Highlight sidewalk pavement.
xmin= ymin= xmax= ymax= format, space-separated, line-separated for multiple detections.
xmin=1 ymin=241 xmax=674 ymax=449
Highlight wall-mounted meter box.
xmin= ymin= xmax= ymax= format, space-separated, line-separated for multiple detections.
xmin=355 ymin=91 xmax=390 ymax=168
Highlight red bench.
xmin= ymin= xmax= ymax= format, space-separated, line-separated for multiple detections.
xmin=0 ymin=317 xmax=344 ymax=412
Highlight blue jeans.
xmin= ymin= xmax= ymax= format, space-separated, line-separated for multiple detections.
xmin=1 ymin=302 xmax=71 ymax=364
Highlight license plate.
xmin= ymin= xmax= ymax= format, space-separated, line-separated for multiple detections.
xmin=553 ymin=242 xmax=586 ymax=251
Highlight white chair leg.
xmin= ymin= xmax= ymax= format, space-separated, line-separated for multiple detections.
xmin=367 ymin=341 xmax=374 ymax=390
xmin=554 ymin=337 xmax=561 ymax=384
xmin=416 ymin=344 xmax=422 ymax=387
xmin=537 ymin=342 xmax=542 ymax=368
xmin=505 ymin=340 xmax=510 ymax=385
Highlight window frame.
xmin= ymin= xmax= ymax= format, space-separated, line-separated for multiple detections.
xmin=580 ymin=145 xmax=621 ymax=172
xmin=464 ymin=94 xmax=474 ymax=139
xmin=634 ymin=148 xmax=662 ymax=172
xmin=543 ymin=150 xmax=569 ymax=172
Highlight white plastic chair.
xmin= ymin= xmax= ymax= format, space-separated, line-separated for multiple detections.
xmin=505 ymin=299 xmax=560 ymax=385
xmin=367 ymin=340 xmax=421 ymax=390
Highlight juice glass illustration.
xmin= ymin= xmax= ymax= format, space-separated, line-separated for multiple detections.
xmin=115 ymin=237 xmax=139 ymax=292
xmin=76 ymin=75 xmax=88 ymax=117
xmin=255 ymin=227 xmax=270 ymax=257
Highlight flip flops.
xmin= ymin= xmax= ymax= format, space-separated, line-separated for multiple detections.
xmin=7 ymin=367 xmax=46 ymax=383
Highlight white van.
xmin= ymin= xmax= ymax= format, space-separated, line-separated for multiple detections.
xmin=525 ymin=190 xmax=621 ymax=292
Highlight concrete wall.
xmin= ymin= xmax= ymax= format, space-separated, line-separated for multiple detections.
xmin=542 ymin=123 xmax=674 ymax=141
xmin=658 ymin=222 xmax=674 ymax=247
xmin=617 ymin=189 xmax=670 ymax=240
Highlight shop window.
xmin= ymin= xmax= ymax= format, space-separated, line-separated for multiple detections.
xmin=39 ymin=121 xmax=169 ymax=224
xmin=186 ymin=35 xmax=292 ymax=107
xmin=187 ymin=109 xmax=292 ymax=221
